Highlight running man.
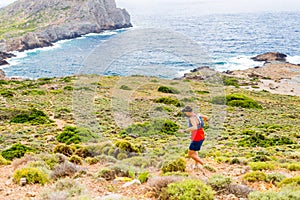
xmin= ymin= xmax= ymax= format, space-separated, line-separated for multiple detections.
xmin=179 ymin=106 xmax=208 ymax=169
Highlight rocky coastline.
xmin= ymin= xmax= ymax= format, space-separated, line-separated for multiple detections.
xmin=0 ymin=0 xmax=132 ymax=66
xmin=182 ymin=52 xmax=300 ymax=97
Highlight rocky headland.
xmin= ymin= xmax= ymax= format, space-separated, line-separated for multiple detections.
xmin=183 ymin=52 xmax=300 ymax=97
xmin=0 ymin=0 xmax=131 ymax=65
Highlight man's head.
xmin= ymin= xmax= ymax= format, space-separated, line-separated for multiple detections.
xmin=182 ymin=106 xmax=193 ymax=117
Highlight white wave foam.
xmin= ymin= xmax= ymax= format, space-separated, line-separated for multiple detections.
xmin=287 ymin=55 xmax=300 ymax=64
xmin=215 ymin=55 xmax=264 ymax=72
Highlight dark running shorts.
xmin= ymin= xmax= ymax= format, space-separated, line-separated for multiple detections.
xmin=189 ymin=140 xmax=204 ymax=151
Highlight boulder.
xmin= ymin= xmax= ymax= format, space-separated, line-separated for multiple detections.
xmin=0 ymin=69 xmax=5 ymax=79
xmin=251 ymin=52 xmax=287 ymax=62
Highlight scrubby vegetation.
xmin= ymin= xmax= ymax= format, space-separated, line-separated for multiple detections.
xmin=13 ymin=167 xmax=49 ymax=185
xmin=0 ymin=74 xmax=299 ymax=199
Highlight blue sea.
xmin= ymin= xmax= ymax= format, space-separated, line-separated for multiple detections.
xmin=2 ymin=11 xmax=300 ymax=79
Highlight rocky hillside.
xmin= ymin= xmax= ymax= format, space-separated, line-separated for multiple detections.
xmin=0 ymin=0 xmax=131 ymax=52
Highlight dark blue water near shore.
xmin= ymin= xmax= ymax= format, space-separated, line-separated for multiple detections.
xmin=3 ymin=11 xmax=300 ymax=79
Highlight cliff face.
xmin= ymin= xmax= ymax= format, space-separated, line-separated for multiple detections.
xmin=0 ymin=0 xmax=131 ymax=52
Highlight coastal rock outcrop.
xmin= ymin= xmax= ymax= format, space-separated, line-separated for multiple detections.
xmin=0 ymin=69 xmax=5 ymax=79
xmin=251 ymin=52 xmax=287 ymax=62
xmin=0 ymin=0 xmax=132 ymax=53
xmin=0 ymin=51 xmax=16 ymax=66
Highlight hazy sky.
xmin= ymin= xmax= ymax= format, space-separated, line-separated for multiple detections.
xmin=1 ymin=0 xmax=300 ymax=14
xmin=116 ymin=0 xmax=300 ymax=15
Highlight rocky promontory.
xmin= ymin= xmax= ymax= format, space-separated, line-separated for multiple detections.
xmin=0 ymin=0 xmax=131 ymax=65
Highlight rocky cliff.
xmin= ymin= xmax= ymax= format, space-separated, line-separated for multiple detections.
xmin=0 ymin=0 xmax=131 ymax=52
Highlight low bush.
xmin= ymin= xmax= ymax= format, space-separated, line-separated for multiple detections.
xmin=85 ymin=157 xmax=99 ymax=165
xmin=63 ymin=86 xmax=74 ymax=91
xmin=161 ymin=157 xmax=186 ymax=173
xmin=120 ymin=85 xmax=132 ymax=90
xmin=10 ymin=109 xmax=52 ymax=125
xmin=208 ymin=174 xmax=232 ymax=191
xmin=204 ymin=164 xmax=217 ymax=172
xmin=96 ymin=155 xmax=117 ymax=164
xmin=161 ymin=179 xmax=214 ymax=200
xmin=51 ymin=161 xmax=85 ymax=180
xmin=13 ymin=167 xmax=49 ymax=185
xmin=243 ymin=171 xmax=267 ymax=182
xmin=115 ymin=140 xmax=144 ymax=154
xmin=249 ymin=162 xmax=275 ymax=171
xmin=0 ymin=90 xmax=14 ymax=98
xmin=22 ymin=89 xmax=46 ymax=95
xmin=287 ymin=163 xmax=300 ymax=171
xmin=1 ymin=143 xmax=35 ymax=160
xmin=158 ymin=86 xmax=180 ymax=94
xmin=97 ymin=164 xmax=132 ymax=181
xmin=40 ymin=178 xmax=87 ymax=199
xmin=56 ymin=126 xmax=99 ymax=144
xmin=266 ymin=173 xmax=286 ymax=185
xmin=119 ymin=119 xmax=179 ymax=137
xmin=222 ymin=76 xmax=239 ymax=87
xmin=239 ymin=130 xmax=296 ymax=147
xmin=69 ymin=155 xmax=83 ymax=165
xmin=155 ymin=97 xmax=183 ymax=107
xmin=148 ymin=176 xmax=183 ymax=199
xmin=53 ymin=144 xmax=75 ymax=157
xmin=56 ymin=126 xmax=82 ymax=144
xmin=278 ymin=176 xmax=300 ymax=187
xmin=74 ymin=146 xmax=92 ymax=158
xmin=211 ymin=93 xmax=262 ymax=109
xmin=0 ymin=154 xmax=11 ymax=165
xmin=138 ymin=171 xmax=150 ymax=183
xmin=249 ymin=186 xmax=300 ymax=200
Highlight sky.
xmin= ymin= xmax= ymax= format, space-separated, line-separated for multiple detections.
xmin=116 ymin=0 xmax=300 ymax=15
xmin=1 ymin=0 xmax=300 ymax=14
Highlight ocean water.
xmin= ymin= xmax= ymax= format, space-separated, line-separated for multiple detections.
xmin=2 ymin=11 xmax=300 ymax=79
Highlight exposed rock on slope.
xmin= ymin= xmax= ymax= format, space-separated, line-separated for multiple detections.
xmin=0 ymin=0 xmax=132 ymax=52
xmin=251 ymin=52 xmax=287 ymax=62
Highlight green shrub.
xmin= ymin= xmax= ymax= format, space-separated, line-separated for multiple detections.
xmin=243 ymin=171 xmax=267 ymax=182
xmin=155 ymin=97 xmax=183 ymax=107
xmin=287 ymin=163 xmax=300 ymax=171
xmin=238 ymin=130 xmax=296 ymax=147
xmin=208 ymin=174 xmax=232 ymax=191
xmin=120 ymin=156 xmax=152 ymax=168
xmin=96 ymin=155 xmax=117 ymax=164
xmin=56 ymin=126 xmax=98 ymax=144
xmin=22 ymin=89 xmax=46 ymax=95
xmin=249 ymin=162 xmax=275 ymax=171
xmin=13 ymin=167 xmax=49 ymax=185
xmin=115 ymin=140 xmax=143 ymax=154
xmin=0 ymin=90 xmax=14 ymax=98
xmin=162 ymin=179 xmax=214 ymax=200
xmin=212 ymin=93 xmax=262 ymax=109
xmin=0 ymin=154 xmax=11 ymax=165
xmin=53 ymin=144 xmax=75 ymax=157
xmin=161 ymin=157 xmax=186 ymax=173
xmin=56 ymin=126 xmax=82 ymax=144
xmin=222 ymin=76 xmax=239 ymax=87
xmin=278 ymin=176 xmax=300 ymax=187
xmin=10 ymin=109 xmax=52 ymax=124
xmin=158 ymin=86 xmax=180 ymax=94
xmin=138 ymin=171 xmax=150 ymax=183
xmin=249 ymin=186 xmax=300 ymax=200
xmin=38 ymin=153 xmax=59 ymax=170
xmin=163 ymin=172 xmax=190 ymax=177
xmin=63 ymin=86 xmax=74 ymax=91
xmin=117 ymin=152 xmax=128 ymax=160
xmin=69 ymin=155 xmax=83 ymax=165
xmin=120 ymin=85 xmax=132 ymax=90
xmin=85 ymin=157 xmax=99 ymax=165
xmin=120 ymin=119 xmax=179 ymax=137
xmin=266 ymin=173 xmax=286 ymax=184
xmin=1 ymin=143 xmax=35 ymax=160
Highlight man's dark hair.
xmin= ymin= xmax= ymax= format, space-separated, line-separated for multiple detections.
xmin=182 ymin=106 xmax=193 ymax=112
